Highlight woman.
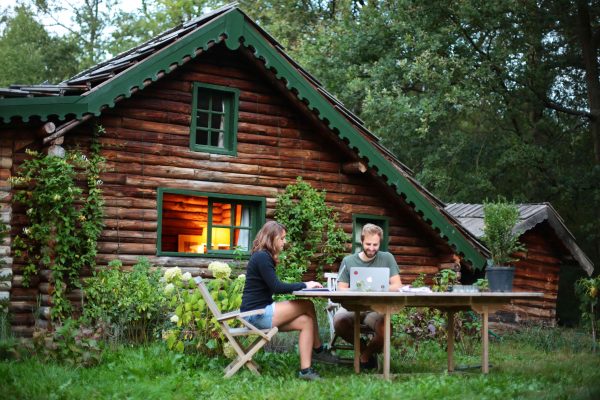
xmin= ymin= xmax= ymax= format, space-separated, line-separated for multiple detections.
xmin=241 ymin=221 xmax=337 ymax=380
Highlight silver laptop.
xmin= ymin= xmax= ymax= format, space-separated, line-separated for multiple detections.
xmin=349 ymin=267 xmax=390 ymax=292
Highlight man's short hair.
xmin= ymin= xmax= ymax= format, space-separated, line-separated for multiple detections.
xmin=361 ymin=223 xmax=383 ymax=242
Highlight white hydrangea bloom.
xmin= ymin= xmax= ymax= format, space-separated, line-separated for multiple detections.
xmin=170 ymin=314 xmax=179 ymax=323
xmin=164 ymin=283 xmax=175 ymax=295
xmin=164 ymin=267 xmax=182 ymax=282
xmin=182 ymin=272 xmax=192 ymax=281
xmin=208 ymin=261 xmax=231 ymax=279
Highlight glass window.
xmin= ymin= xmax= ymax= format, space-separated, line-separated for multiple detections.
xmin=158 ymin=189 xmax=265 ymax=256
xmin=352 ymin=215 xmax=389 ymax=253
xmin=190 ymin=83 xmax=239 ymax=155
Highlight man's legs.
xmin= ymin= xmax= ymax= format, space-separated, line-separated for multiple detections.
xmin=333 ymin=310 xmax=384 ymax=363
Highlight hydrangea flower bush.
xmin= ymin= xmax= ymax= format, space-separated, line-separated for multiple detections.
xmin=162 ymin=262 xmax=246 ymax=356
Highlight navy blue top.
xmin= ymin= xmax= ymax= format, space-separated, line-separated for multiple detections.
xmin=240 ymin=250 xmax=306 ymax=312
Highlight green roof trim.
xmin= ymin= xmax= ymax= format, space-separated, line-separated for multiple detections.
xmin=0 ymin=7 xmax=486 ymax=268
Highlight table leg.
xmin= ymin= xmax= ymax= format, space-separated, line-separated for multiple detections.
xmin=383 ymin=309 xmax=391 ymax=380
xmin=482 ymin=307 xmax=489 ymax=374
xmin=447 ymin=311 xmax=455 ymax=372
xmin=354 ymin=310 xmax=360 ymax=374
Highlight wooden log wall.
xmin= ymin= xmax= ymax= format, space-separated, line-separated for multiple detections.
xmin=0 ymin=136 xmax=13 ymax=325
xmin=492 ymin=224 xmax=563 ymax=326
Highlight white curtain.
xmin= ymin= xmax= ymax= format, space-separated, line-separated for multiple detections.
xmin=236 ymin=206 xmax=250 ymax=250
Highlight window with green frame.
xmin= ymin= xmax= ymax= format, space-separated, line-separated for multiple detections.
xmin=352 ymin=214 xmax=390 ymax=253
xmin=157 ymin=189 xmax=265 ymax=256
xmin=190 ymin=83 xmax=239 ymax=155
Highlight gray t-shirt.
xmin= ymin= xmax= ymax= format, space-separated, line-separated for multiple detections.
xmin=338 ymin=251 xmax=400 ymax=284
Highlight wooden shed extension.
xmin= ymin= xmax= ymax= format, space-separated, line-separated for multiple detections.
xmin=446 ymin=202 xmax=594 ymax=325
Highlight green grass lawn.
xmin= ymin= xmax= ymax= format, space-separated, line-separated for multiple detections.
xmin=1 ymin=328 xmax=599 ymax=400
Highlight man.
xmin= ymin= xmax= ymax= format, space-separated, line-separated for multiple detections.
xmin=333 ymin=223 xmax=402 ymax=370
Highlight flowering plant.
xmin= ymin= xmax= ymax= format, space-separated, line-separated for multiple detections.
xmin=162 ymin=264 xmax=245 ymax=356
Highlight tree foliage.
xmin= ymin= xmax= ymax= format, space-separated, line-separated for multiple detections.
xmin=0 ymin=5 xmax=79 ymax=85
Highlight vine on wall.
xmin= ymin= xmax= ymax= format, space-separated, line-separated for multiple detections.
xmin=275 ymin=177 xmax=349 ymax=283
xmin=10 ymin=125 xmax=105 ymax=320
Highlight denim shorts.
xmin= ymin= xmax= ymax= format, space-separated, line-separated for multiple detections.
xmin=244 ymin=303 xmax=275 ymax=329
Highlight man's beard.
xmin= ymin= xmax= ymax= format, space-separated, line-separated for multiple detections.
xmin=364 ymin=248 xmax=378 ymax=259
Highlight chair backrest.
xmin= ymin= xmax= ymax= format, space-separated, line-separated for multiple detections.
xmin=194 ymin=276 xmax=222 ymax=318
xmin=324 ymin=272 xmax=338 ymax=292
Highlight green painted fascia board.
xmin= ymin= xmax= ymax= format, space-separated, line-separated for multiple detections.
xmin=0 ymin=96 xmax=86 ymax=122
xmin=237 ymin=17 xmax=486 ymax=269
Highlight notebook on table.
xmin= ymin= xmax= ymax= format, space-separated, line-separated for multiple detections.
xmin=349 ymin=267 xmax=390 ymax=292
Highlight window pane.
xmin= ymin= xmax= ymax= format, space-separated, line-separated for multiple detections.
xmin=210 ymin=227 xmax=231 ymax=250
xmin=197 ymin=112 xmax=209 ymax=129
xmin=196 ymin=129 xmax=209 ymax=145
xmin=211 ymin=131 xmax=224 ymax=147
xmin=212 ymin=202 xmax=232 ymax=225
xmin=233 ymin=228 xmax=250 ymax=251
xmin=234 ymin=204 xmax=251 ymax=227
xmin=211 ymin=92 xmax=224 ymax=111
xmin=198 ymin=92 xmax=210 ymax=110
xmin=161 ymin=193 xmax=208 ymax=253
xmin=211 ymin=113 xmax=224 ymax=130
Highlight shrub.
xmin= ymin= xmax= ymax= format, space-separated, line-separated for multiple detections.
xmin=275 ymin=177 xmax=349 ymax=282
xmin=482 ymin=198 xmax=525 ymax=266
xmin=575 ymin=276 xmax=600 ymax=349
xmin=83 ymin=257 xmax=167 ymax=344
xmin=31 ymin=318 xmax=105 ymax=367
xmin=163 ymin=263 xmax=245 ymax=357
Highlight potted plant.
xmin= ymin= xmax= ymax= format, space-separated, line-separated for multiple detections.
xmin=482 ymin=199 xmax=525 ymax=292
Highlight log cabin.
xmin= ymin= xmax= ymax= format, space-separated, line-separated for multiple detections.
xmin=1 ymin=4 xmax=581 ymax=335
xmin=446 ymin=203 xmax=594 ymax=326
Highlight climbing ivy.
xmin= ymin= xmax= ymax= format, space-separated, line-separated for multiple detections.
xmin=10 ymin=125 xmax=105 ymax=321
xmin=275 ymin=177 xmax=349 ymax=283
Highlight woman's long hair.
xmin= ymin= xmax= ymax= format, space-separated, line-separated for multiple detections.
xmin=252 ymin=221 xmax=286 ymax=262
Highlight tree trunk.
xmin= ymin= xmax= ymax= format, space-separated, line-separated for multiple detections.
xmin=577 ymin=0 xmax=600 ymax=164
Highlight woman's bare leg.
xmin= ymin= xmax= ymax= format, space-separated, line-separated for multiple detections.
xmin=272 ymin=300 xmax=322 ymax=369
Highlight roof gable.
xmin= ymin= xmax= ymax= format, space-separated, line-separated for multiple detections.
xmin=0 ymin=5 xmax=487 ymax=268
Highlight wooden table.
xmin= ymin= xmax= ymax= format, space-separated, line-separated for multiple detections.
xmin=292 ymin=290 xmax=543 ymax=380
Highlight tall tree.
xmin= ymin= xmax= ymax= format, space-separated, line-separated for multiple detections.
xmin=33 ymin=0 xmax=118 ymax=68
xmin=0 ymin=5 xmax=80 ymax=86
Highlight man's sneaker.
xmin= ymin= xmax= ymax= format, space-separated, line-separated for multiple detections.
xmin=312 ymin=349 xmax=339 ymax=364
xmin=298 ymin=367 xmax=321 ymax=381
xmin=359 ymin=355 xmax=378 ymax=371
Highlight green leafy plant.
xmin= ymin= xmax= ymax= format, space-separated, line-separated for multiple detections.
xmin=410 ymin=273 xmax=427 ymax=288
xmin=474 ymin=278 xmax=489 ymax=292
xmin=31 ymin=318 xmax=105 ymax=367
xmin=274 ymin=177 xmax=349 ymax=283
xmin=482 ymin=198 xmax=525 ymax=266
xmin=163 ymin=262 xmax=245 ymax=357
xmin=575 ymin=276 xmax=600 ymax=351
xmin=10 ymin=125 xmax=105 ymax=321
xmin=432 ymin=269 xmax=458 ymax=292
xmin=82 ymin=257 xmax=167 ymax=344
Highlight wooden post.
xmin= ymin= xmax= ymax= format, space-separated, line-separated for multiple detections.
xmin=354 ymin=310 xmax=360 ymax=374
xmin=383 ymin=308 xmax=391 ymax=380
xmin=482 ymin=307 xmax=489 ymax=374
xmin=447 ymin=311 xmax=455 ymax=372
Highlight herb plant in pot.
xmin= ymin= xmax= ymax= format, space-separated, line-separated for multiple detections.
xmin=482 ymin=199 xmax=525 ymax=292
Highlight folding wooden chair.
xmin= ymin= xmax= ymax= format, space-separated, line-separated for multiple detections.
xmin=194 ymin=277 xmax=279 ymax=378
